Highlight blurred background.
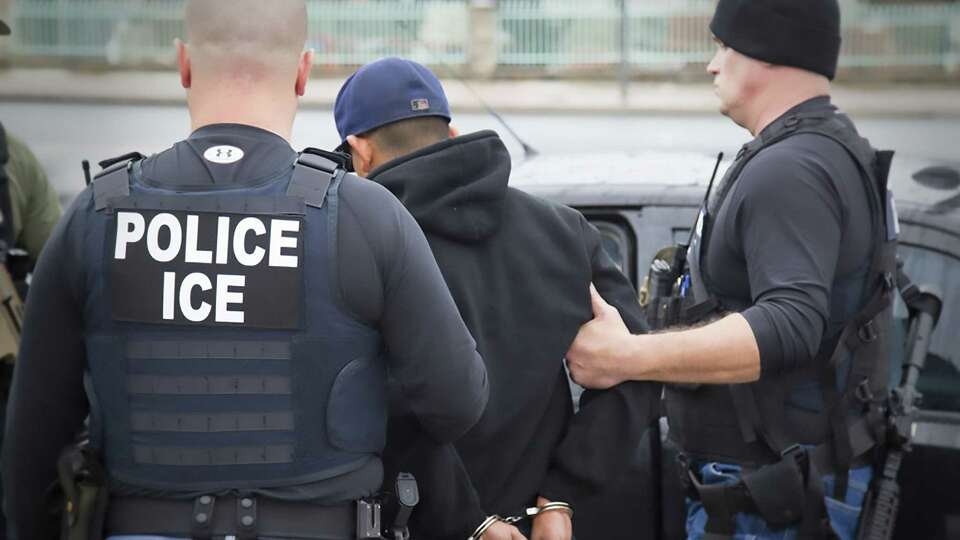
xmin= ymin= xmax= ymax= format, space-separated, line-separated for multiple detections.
xmin=0 ymin=0 xmax=958 ymax=208
xmin=2 ymin=3 xmax=958 ymax=539
xmin=2 ymin=0 xmax=960 ymax=80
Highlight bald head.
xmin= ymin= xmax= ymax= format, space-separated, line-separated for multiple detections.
xmin=184 ymin=0 xmax=308 ymax=80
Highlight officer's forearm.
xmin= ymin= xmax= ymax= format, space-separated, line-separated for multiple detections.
xmin=623 ymin=314 xmax=761 ymax=384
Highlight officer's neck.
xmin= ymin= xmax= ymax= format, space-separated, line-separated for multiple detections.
xmin=187 ymin=86 xmax=296 ymax=143
xmin=745 ymin=76 xmax=831 ymax=137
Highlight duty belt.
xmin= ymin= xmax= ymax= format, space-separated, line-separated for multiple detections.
xmin=107 ymin=495 xmax=359 ymax=540
xmin=679 ymin=417 xmax=879 ymax=538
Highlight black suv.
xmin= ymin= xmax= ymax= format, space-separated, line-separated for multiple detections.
xmin=512 ymin=153 xmax=960 ymax=540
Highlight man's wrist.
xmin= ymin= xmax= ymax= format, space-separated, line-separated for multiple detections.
xmin=469 ymin=515 xmax=504 ymax=540
xmin=614 ymin=333 xmax=647 ymax=382
xmin=534 ymin=496 xmax=573 ymax=519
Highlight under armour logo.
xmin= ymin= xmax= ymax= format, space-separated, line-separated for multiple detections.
xmin=203 ymin=145 xmax=245 ymax=165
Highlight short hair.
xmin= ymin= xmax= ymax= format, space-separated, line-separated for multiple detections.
xmin=364 ymin=116 xmax=451 ymax=157
xmin=184 ymin=0 xmax=308 ymax=78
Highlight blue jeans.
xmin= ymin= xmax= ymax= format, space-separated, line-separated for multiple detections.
xmin=686 ymin=462 xmax=873 ymax=540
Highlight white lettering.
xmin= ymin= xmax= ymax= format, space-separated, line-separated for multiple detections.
xmin=146 ymin=213 xmax=183 ymax=263
xmin=162 ymin=272 xmax=176 ymax=320
xmin=184 ymin=215 xmax=213 ymax=264
xmin=216 ymin=216 xmax=230 ymax=265
xmin=114 ymin=212 xmax=145 ymax=260
xmin=216 ymin=274 xmax=246 ymax=323
xmin=269 ymin=219 xmax=300 ymax=268
xmin=233 ymin=217 xmax=266 ymax=267
xmin=179 ymin=272 xmax=212 ymax=322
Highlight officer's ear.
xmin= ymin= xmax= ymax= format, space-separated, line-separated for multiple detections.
xmin=295 ymin=49 xmax=314 ymax=97
xmin=175 ymin=38 xmax=191 ymax=89
xmin=449 ymin=125 xmax=459 ymax=139
xmin=346 ymin=135 xmax=374 ymax=177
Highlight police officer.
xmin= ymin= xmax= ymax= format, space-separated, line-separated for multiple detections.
xmin=2 ymin=2 xmax=488 ymax=539
xmin=0 ymin=17 xmax=65 ymax=540
xmin=0 ymin=20 xmax=64 ymax=274
xmin=567 ymin=1 xmax=898 ymax=538
xmin=0 ymin=119 xmax=63 ymax=540
xmin=0 ymin=17 xmax=64 ymax=366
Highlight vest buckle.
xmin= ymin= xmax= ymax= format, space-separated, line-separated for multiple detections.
xmin=779 ymin=443 xmax=803 ymax=460
xmin=855 ymin=378 xmax=877 ymax=404
xmin=858 ymin=320 xmax=879 ymax=343
xmin=883 ymin=272 xmax=896 ymax=291
xmin=783 ymin=115 xmax=801 ymax=129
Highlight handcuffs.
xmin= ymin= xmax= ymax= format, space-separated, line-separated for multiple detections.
xmin=468 ymin=501 xmax=574 ymax=539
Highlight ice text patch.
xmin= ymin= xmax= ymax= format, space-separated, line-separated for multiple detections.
xmin=110 ymin=210 xmax=303 ymax=329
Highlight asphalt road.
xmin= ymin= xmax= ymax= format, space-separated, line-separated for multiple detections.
xmin=1 ymin=101 xmax=958 ymax=206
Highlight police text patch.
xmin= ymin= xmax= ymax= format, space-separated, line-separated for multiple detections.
xmin=110 ymin=210 xmax=303 ymax=329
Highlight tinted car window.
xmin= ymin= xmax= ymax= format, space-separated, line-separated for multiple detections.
xmin=595 ymin=221 xmax=628 ymax=273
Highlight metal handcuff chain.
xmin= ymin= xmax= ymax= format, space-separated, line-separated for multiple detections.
xmin=467 ymin=502 xmax=574 ymax=540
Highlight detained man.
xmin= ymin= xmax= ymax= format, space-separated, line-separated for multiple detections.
xmin=333 ymin=58 xmax=662 ymax=540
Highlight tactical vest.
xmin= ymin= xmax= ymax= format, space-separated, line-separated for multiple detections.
xmin=83 ymin=150 xmax=387 ymax=493
xmin=645 ymin=111 xmax=899 ymax=536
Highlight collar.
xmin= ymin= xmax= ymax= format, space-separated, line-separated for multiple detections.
xmin=139 ymin=123 xmax=297 ymax=189
xmin=188 ymin=123 xmax=290 ymax=145
xmin=758 ymin=95 xmax=835 ymax=139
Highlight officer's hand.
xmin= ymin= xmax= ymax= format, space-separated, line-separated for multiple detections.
xmin=566 ymin=284 xmax=633 ymax=389
xmin=530 ymin=497 xmax=572 ymax=540
xmin=483 ymin=521 xmax=528 ymax=540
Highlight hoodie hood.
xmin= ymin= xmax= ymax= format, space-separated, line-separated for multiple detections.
xmin=368 ymin=130 xmax=511 ymax=243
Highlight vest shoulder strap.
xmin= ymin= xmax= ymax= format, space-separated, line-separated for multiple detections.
xmin=93 ymin=152 xmax=144 ymax=212
xmin=288 ymin=149 xmax=343 ymax=209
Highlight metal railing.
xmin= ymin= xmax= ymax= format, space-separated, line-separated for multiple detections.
xmin=496 ymin=0 xmax=960 ymax=70
xmin=4 ymin=0 xmax=960 ymax=74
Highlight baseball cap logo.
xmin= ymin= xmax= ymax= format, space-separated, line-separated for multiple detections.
xmin=411 ymin=98 xmax=430 ymax=112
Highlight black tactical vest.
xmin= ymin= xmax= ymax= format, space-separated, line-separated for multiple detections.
xmin=83 ymin=151 xmax=387 ymax=493
xmin=658 ymin=110 xmax=898 ymax=473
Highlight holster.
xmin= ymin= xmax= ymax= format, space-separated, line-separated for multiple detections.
xmin=58 ymin=446 xmax=108 ymax=540
xmin=378 ymin=473 xmax=419 ymax=540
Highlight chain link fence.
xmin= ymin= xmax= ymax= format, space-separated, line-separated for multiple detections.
xmin=4 ymin=0 xmax=960 ymax=77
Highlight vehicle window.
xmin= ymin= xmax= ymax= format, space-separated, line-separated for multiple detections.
xmin=595 ymin=223 xmax=627 ymax=272
xmin=895 ymin=245 xmax=960 ymax=413
xmin=586 ymin=217 xmax=637 ymax=288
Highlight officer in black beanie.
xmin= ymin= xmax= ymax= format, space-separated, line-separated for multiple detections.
xmin=568 ymin=1 xmax=900 ymax=538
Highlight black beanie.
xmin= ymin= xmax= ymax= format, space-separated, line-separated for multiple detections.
xmin=710 ymin=0 xmax=842 ymax=80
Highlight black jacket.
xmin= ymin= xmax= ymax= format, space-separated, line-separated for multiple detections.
xmin=370 ymin=131 xmax=661 ymax=539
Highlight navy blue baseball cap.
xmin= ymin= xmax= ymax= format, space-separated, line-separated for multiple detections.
xmin=334 ymin=57 xmax=451 ymax=151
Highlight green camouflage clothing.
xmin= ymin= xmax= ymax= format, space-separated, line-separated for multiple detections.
xmin=3 ymin=132 xmax=62 ymax=262
xmin=0 ymin=129 xmax=61 ymax=533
